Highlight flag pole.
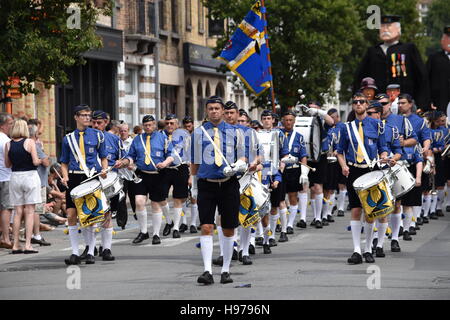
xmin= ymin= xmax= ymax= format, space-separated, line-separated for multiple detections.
xmin=261 ymin=0 xmax=276 ymax=113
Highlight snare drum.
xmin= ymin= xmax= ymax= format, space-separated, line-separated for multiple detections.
xmin=238 ymin=173 xmax=268 ymax=228
xmin=70 ymin=180 xmax=109 ymax=227
xmin=353 ymin=171 xmax=395 ymax=223
xmin=294 ymin=116 xmax=321 ymax=162
xmin=99 ymin=171 xmax=123 ymax=199
xmin=382 ymin=161 xmax=415 ymax=198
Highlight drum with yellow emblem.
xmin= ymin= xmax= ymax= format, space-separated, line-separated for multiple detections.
xmin=238 ymin=172 xmax=268 ymax=228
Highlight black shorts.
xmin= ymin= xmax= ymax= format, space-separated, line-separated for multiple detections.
xmin=324 ymin=161 xmax=339 ymax=191
xmin=197 ymin=177 xmax=240 ymax=229
xmin=435 ymin=155 xmax=447 ymax=187
xmin=308 ymin=155 xmax=328 ymax=187
xmin=446 ymin=158 xmax=450 ymax=181
xmin=134 ymin=170 xmax=167 ymax=202
xmin=421 ymin=173 xmax=431 ymax=192
xmin=399 ymin=165 xmax=422 ymax=206
xmin=66 ymin=173 xmax=90 ymax=210
xmin=346 ymin=166 xmax=372 ymax=209
xmin=283 ymin=167 xmax=303 ymax=193
xmin=162 ymin=164 xmax=189 ymax=199
xmin=269 ymin=180 xmax=286 ymax=208
xmin=337 ymin=167 xmax=347 ymax=185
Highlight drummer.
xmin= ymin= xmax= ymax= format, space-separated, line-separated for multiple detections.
xmin=160 ymin=114 xmax=190 ymax=239
xmin=60 ymin=104 xmax=109 ymax=266
xmin=127 ymin=115 xmax=174 ymax=245
xmin=279 ymin=111 xmax=308 ymax=240
xmin=302 ymin=102 xmax=335 ymax=229
xmin=336 ymin=93 xmax=390 ymax=264
xmin=191 ymin=96 xmax=249 ymax=285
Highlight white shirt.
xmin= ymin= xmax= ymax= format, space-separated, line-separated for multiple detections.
xmin=121 ymin=137 xmax=133 ymax=152
xmin=0 ymin=132 xmax=12 ymax=182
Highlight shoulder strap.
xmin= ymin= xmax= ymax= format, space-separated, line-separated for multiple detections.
xmin=139 ymin=134 xmax=159 ymax=169
xmin=68 ymin=132 xmax=91 ymax=177
xmin=350 ymin=121 xmax=373 ymax=167
xmin=200 ymin=125 xmax=231 ymax=167
xmin=345 ymin=122 xmax=357 ymax=156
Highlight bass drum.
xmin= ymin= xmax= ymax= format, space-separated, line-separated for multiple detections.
xmin=294 ymin=116 xmax=321 ymax=162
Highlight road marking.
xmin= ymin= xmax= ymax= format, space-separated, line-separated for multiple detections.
xmin=142 ymin=237 xmax=196 ymax=247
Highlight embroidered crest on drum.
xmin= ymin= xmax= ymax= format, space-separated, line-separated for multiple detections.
xmin=359 ymin=181 xmax=394 ymax=223
xmin=239 ymin=187 xmax=261 ymax=228
xmin=74 ymin=189 xmax=107 ymax=227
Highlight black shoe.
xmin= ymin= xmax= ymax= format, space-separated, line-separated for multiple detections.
xmin=263 ymin=244 xmax=272 ymax=254
xmin=347 ymin=252 xmax=363 ymax=265
xmin=79 ymin=246 xmax=89 ymax=260
xmin=321 ymin=219 xmax=329 ymax=226
xmin=297 ymin=220 xmax=307 ymax=228
xmin=220 ymin=272 xmax=233 ymax=284
xmin=268 ymin=238 xmax=277 ymax=247
xmin=255 ymin=237 xmax=264 ymax=246
xmin=31 ymin=237 xmax=51 ymax=246
xmin=436 ymin=209 xmax=444 ymax=217
xmin=249 ymin=244 xmax=255 ymax=255
xmin=238 ymin=250 xmax=243 ymax=262
xmin=232 ymin=249 xmax=238 ymax=261
xmin=327 ymin=215 xmax=335 ymax=223
xmin=315 ymin=220 xmax=323 ymax=229
xmin=102 ymin=249 xmax=115 ymax=261
xmin=278 ymin=232 xmax=288 ymax=242
xmin=391 ymin=240 xmax=401 ymax=252
xmin=65 ymin=254 xmax=81 ymax=265
xmin=163 ymin=222 xmax=174 ymax=236
xmin=212 ymin=256 xmax=223 ymax=266
xmin=152 ymin=235 xmax=161 ymax=245
xmin=132 ymin=232 xmax=149 ymax=244
xmin=416 ymin=217 xmax=423 ymax=226
xmin=403 ymin=230 xmax=412 ymax=241
xmin=347 ymin=204 xmax=351 ymax=211
xmin=363 ymin=252 xmax=375 ymax=263
xmin=446 ymin=205 xmax=450 ymax=213
xmin=275 ymin=224 xmax=282 ymax=233
xmin=429 ymin=212 xmax=438 ymax=220
xmin=375 ymin=247 xmax=385 ymax=258
xmin=111 ymin=211 xmax=117 ymax=219
xmin=85 ymin=254 xmax=95 ymax=264
xmin=422 ymin=216 xmax=429 ymax=224
xmin=286 ymin=226 xmax=294 ymax=234
xmin=408 ymin=227 xmax=417 ymax=235
xmin=190 ymin=225 xmax=198 ymax=234
xmin=372 ymin=238 xmax=378 ymax=254
xmin=337 ymin=210 xmax=345 ymax=217
xmin=173 ymin=230 xmax=180 ymax=238
xmin=94 ymin=246 xmax=98 ymax=256
xmin=399 ymin=226 xmax=404 ymax=236
xmin=310 ymin=219 xmax=316 ymax=226
xmin=197 ymin=271 xmax=214 ymax=285
xmin=179 ymin=223 xmax=188 ymax=233
xmin=332 ymin=206 xmax=337 ymax=216
xmin=242 ymin=255 xmax=252 ymax=265
xmin=98 ymin=246 xmax=103 ymax=257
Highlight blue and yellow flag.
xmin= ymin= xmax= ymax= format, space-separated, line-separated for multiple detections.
xmin=219 ymin=1 xmax=271 ymax=96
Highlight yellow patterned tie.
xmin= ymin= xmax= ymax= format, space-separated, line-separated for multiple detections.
xmin=79 ymin=132 xmax=85 ymax=170
xmin=213 ymin=127 xmax=222 ymax=167
xmin=168 ymin=134 xmax=172 ymax=141
xmin=145 ymin=135 xmax=152 ymax=165
xmin=356 ymin=121 xmax=365 ymax=163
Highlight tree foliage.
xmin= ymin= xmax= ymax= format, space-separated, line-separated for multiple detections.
xmin=0 ymin=0 xmax=113 ymax=95
xmin=424 ymin=0 xmax=450 ymax=55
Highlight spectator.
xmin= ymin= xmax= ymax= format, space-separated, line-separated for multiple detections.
xmin=28 ymin=124 xmax=52 ymax=246
xmin=46 ymin=163 xmax=68 ymax=223
xmin=4 ymin=119 xmax=43 ymax=254
xmin=109 ymin=120 xmax=122 ymax=136
xmin=119 ymin=123 xmax=133 ymax=151
xmin=0 ymin=113 xmax=14 ymax=249
xmin=133 ymin=125 xmax=143 ymax=137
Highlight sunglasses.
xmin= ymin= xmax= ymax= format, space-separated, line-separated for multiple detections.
xmin=352 ymin=100 xmax=367 ymax=105
xmin=367 ymin=111 xmax=380 ymax=115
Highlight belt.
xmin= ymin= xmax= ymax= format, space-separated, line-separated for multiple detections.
xmin=205 ymin=177 xmax=231 ymax=183
xmin=69 ymin=170 xmax=90 ymax=175
xmin=167 ymin=163 xmax=188 ymax=169
xmin=347 ymin=162 xmax=370 ymax=169
xmin=140 ymin=170 xmax=159 ymax=175
xmin=285 ymin=164 xmax=300 ymax=169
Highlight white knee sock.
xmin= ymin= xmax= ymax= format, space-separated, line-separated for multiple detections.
xmin=287 ymin=205 xmax=298 ymax=228
xmin=257 ymin=221 xmax=263 ymax=237
xmin=180 ymin=207 xmax=187 ymax=225
xmin=299 ymin=193 xmax=308 ymax=222
xmin=152 ymin=212 xmax=162 ymax=236
xmin=136 ymin=209 xmax=148 ymax=234
xmin=200 ymin=235 xmax=213 ymax=273
xmin=364 ymin=223 xmax=374 ymax=253
xmin=350 ymin=220 xmax=362 ymax=254
xmin=430 ymin=194 xmax=438 ymax=213
xmin=190 ymin=204 xmax=198 ymax=226
xmin=221 ymin=235 xmax=234 ymax=273
xmin=173 ymin=207 xmax=182 ymax=231
xmin=413 ymin=206 xmax=421 ymax=226
xmin=240 ymin=227 xmax=251 ymax=256
xmin=328 ymin=192 xmax=336 ymax=215
xmin=390 ymin=213 xmax=401 ymax=241
xmin=88 ymin=226 xmax=96 ymax=255
xmin=217 ymin=226 xmax=224 ymax=256
xmin=403 ymin=208 xmax=412 ymax=231
xmin=263 ymin=226 xmax=271 ymax=244
xmin=437 ymin=190 xmax=445 ymax=210
xmin=316 ymin=194 xmax=324 ymax=220
xmin=81 ymin=227 xmax=91 ymax=247
xmin=377 ymin=223 xmax=388 ymax=248
xmin=68 ymin=225 xmax=80 ymax=256
xmin=279 ymin=208 xmax=287 ymax=233
xmin=269 ymin=213 xmax=279 ymax=239
xmin=338 ymin=190 xmax=346 ymax=211
xmin=423 ymin=195 xmax=431 ymax=217
xmin=101 ymin=227 xmax=113 ymax=250
xmin=311 ymin=198 xmax=317 ymax=221
xmin=162 ymin=203 xmax=171 ymax=224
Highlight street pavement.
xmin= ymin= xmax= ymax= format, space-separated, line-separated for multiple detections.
xmin=1 ymin=207 xmax=450 ymax=300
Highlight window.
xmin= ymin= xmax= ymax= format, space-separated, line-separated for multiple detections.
xmin=159 ymin=0 xmax=165 ymax=31
xmin=148 ymin=1 xmax=156 ymax=34
xmin=171 ymin=0 xmax=178 ymax=33
xmin=161 ymin=85 xmax=177 ymax=118
xmin=185 ymin=0 xmax=192 ymax=31
xmin=137 ymin=0 xmax=146 ymax=34
xmin=198 ymin=0 xmax=204 ymax=34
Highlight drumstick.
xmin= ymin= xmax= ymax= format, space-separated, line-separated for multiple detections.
xmin=53 ymin=167 xmax=68 ymax=188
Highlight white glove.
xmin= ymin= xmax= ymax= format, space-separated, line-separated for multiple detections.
xmin=223 ymin=166 xmax=236 ymax=177
xmin=281 ymin=155 xmax=299 ymax=164
xmin=232 ymin=159 xmax=248 ymax=173
xmin=191 ymin=175 xmax=198 ymax=199
xmin=299 ymin=166 xmax=310 ymax=185
xmin=306 ymin=107 xmax=327 ymax=118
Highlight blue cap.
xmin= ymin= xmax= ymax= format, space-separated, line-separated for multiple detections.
xmin=73 ymin=104 xmax=90 ymax=114
xmin=92 ymin=110 xmax=108 ymax=120
xmin=142 ymin=115 xmax=155 ymax=123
